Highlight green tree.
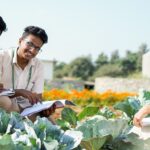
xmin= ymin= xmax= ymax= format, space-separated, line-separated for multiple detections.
xmin=95 ymin=52 xmax=108 ymax=69
xmin=69 ymin=56 xmax=95 ymax=80
xmin=54 ymin=62 xmax=69 ymax=78
xmin=91 ymin=64 xmax=123 ymax=80
xmin=110 ymin=49 xmax=120 ymax=64
xmin=120 ymin=50 xmax=138 ymax=75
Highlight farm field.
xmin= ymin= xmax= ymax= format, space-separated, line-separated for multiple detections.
xmin=0 ymin=89 xmax=150 ymax=150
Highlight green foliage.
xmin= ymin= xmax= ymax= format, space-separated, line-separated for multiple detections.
xmin=0 ymin=134 xmax=15 ymax=150
xmin=68 ymin=56 xmax=95 ymax=80
xmin=137 ymin=89 xmax=150 ymax=106
xmin=127 ymin=71 xmax=142 ymax=78
xmin=114 ymin=90 xmax=150 ymax=122
xmin=0 ymin=109 xmax=83 ymax=150
xmin=81 ymin=135 xmax=109 ymax=150
xmin=101 ymin=132 xmax=149 ymax=150
xmin=0 ymin=108 xmax=10 ymax=133
xmin=57 ymin=106 xmax=100 ymax=130
xmin=56 ymin=119 xmax=71 ymax=130
xmin=95 ymin=52 xmax=108 ymax=69
xmin=61 ymin=108 xmax=78 ymax=126
xmin=43 ymin=140 xmax=59 ymax=150
xmin=76 ymin=115 xmax=128 ymax=150
xmin=1 ymin=89 xmax=150 ymax=149
xmin=91 ymin=63 xmax=123 ymax=79
xmin=34 ymin=117 xmax=83 ymax=150
xmin=59 ymin=130 xmax=83 ymax=150
xmin=54 ymin=62 xmax=70 ymax=78
xmin=114 ymin=98 xmax=141 ymax=121
xmin=120 ymin=51 xmax=138 ymax=75
xmin=98 ymin=106 xmax=116 ymax=119
xmin=57 ymin=97 xmax=150 ymax=150
xmin=110 ymin=49 xmax=120 ymax=64
xmin=53 ymin=43 xmax=150 ymax=80
xmin=77 ymin=106 xmax=99 ymax=121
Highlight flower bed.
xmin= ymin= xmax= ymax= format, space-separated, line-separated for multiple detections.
xmin=42 ymin=89 xmax=137 ymax=106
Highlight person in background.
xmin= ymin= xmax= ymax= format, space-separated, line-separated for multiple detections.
xmin=0 ymin=25 xmax=55 ymax=122
xmin=133 ymin=105 xmax=150 ymax=127
xmin=0 ymin=16 xmax=7 ymax=36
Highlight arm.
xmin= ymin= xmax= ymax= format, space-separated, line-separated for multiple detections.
xmin=133 ymin=105 xmax=150 ymax=127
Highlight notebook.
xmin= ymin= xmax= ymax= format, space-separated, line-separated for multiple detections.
xmin=20 ymin=99 xmax=75 ymax=116
xmin=141 ymin=118 xmax=150 ymax=127
xmin=0 ymin=89 xmax=15 ymax=96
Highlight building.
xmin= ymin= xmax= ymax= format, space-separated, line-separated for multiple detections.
xmin=41 ymin=59 xmax=55 ymax=81
xmin=95 ymin=77 xmax=150 ymax=92
xmin=142 ymin=51 xmax=150 ymax=78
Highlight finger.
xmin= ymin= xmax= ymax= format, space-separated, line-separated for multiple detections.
xmin=41 ymin=110 xmax=47 ymax=117
xmin=28 ymin=96 xmax=35 ymax=105
xmin=44 ymin=110 xmax=50 ymax=117
xmin=47 ymin=110 xmax=51 ymax=116
xmin=43 ymin=110 xmax=50 ymax=117
xmin=50 ymin=104 xmax=56 ymax=113
xmin=46 ymin=109 xmax=52 ymax=115
xmin=25 ymin=95 xmax=34 ymax=105
xmin=30 ymin=93 xmax=38 ymax=104
xmin=49 ymin=106 xmax=55 ymax=114
xmin=33 ymin=93 xmax=41 ymax=103
xmin=134 ymin=118 xmax=141 ymax=127
xmin=53 ymin=104 xmax=56 ymax=110
xmin=23 ymin=91 xmax=35 ymax=104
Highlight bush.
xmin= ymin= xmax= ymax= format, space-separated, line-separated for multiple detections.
xmin=90 ymin=64 xmax=123 ymax=81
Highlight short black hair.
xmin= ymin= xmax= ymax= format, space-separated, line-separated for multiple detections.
xmin=22 ymin=26 xmax=48 ymax=44
xmin=0 ymin=16 xmax=7 ymax=33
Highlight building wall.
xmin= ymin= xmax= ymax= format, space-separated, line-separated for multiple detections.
xmin=41 ymin=60 xmax=53 ymax=81
xmin=95 ymin=77 xmax=150 ymax=92
xmin=142 ymin=51 xmax=150 ymax=78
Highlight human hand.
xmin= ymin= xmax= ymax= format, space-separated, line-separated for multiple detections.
xmin=40 ymin=104 xmax=56 ymax=117
xmin=133 ymin=105 xmax=150 ymax=127
xmin=133 ymin=112 xmax=143 ymax=127
xmin=0 ymin=83 xmax=3 ymax=90
xmin=14 ymin=89 xmax=41 ymax=104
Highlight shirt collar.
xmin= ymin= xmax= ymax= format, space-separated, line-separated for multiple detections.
xmin=12 ymin=48 xmax=35 ymax=66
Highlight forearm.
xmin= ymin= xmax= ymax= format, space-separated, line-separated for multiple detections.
xmin=13 ymin=89 xmax=23 ymax=97
xmin=8 ymin=89 xmax=22 ymax=98
xmin=139 ymin=105 xmax=150 ymax=117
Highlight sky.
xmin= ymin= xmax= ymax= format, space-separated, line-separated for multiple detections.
xmin=0 ymin=0 xmax=150 ymax=63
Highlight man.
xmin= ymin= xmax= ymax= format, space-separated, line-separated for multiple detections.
xmin=0 ymin=16 xmax=7 ymax=36
xmin=0 ymin=26 xmax=55 ymax=121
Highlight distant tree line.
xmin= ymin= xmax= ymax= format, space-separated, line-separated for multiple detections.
xmin=54 ymin=43 xmax=149 ymax=81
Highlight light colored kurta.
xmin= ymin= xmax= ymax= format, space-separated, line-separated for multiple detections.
xmin=0 ymin=48 xmax=44 ymax=94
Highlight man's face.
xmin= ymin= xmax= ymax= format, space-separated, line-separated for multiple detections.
xmin=18 ymin=34 xmax=43 ymax=61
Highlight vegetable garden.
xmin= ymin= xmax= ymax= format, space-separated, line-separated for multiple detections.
xmin=0 ymin=89 xmax=150 ymax=150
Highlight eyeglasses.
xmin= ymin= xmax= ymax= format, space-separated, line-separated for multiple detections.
xmin=23 ymin=39 xmax=42 ymax=52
